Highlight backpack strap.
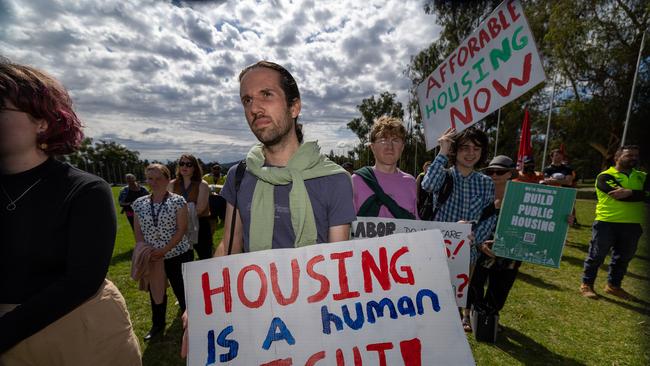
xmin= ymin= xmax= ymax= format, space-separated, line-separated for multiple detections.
xmin=355 ymin=167 xmax=415 ymax=219
xmin=431 ymin=170 xmax=453 ymax=219
xmin=429 ymin=169 xmax=497 ymax=224
xmin=478 ymin=202 xmax=496 ymax=223
xmin=227 ymin=161 xmax=247 ymax=255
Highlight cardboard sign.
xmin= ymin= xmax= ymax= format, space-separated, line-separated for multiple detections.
xmin=351 ymin=217 xmax=472 ymax=307
xmin=183 ymin=231 xmax=475 ymax=365
xmin=493 ymin=181 xmax=576 ymax=268
xmin=416 ymin=0 xmax=546 ymax=149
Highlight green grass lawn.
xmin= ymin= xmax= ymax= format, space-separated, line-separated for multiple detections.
xmin=108 ymin=188 xmax=649 ymax=365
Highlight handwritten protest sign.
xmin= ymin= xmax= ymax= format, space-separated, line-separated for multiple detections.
xmin=493 ymin=181 xmax=576 ymax=268
xmin=183 ymin=231 xmax=475 ymax=365
xmin=416 ymin=0 xmax=546 ymax=149
xmin=351 ymin=217 xmax=472 ymax=307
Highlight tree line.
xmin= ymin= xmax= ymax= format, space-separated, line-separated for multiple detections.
xmin=63 ymin=138 xmax=223 ymax=184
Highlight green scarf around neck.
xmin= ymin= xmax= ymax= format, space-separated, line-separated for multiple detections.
xmin=245 ymin=141 xmax=347 ymax=251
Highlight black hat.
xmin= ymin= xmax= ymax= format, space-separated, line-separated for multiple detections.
xmin=523 ymin=156 xmax=535 ymax=164
xmin=485 ymin=155 xmax=515 ymax=170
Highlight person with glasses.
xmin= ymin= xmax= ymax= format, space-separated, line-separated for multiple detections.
xmin=0 ymin=60 xmax=141 ymax=364
xmin=352 ymin=116 xmax=418 ymax=219
xmin=132 ymin=163 xmax=193 ymax=340
xmin=169 ymin=154 xmax=212 ymax=260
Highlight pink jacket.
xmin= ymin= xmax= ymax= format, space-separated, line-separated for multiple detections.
xmin=131 ymin=241 xmax=167 ymax=304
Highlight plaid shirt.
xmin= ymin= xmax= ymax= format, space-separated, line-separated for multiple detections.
xmin=421 ymin=153 xmax=497 ymax=263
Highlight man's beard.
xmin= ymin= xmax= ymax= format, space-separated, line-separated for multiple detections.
xmin=619 ymin=159 xmax=638 ymax=170
xmin=254 ymin=117 xmax=294 ymax=147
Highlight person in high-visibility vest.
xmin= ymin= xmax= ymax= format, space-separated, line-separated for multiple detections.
xmin=580 ymin=145 xmax=648 ymax=300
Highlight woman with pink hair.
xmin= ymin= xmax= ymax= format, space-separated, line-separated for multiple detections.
xmin=0 ymin=60 xmax=141 ymax=365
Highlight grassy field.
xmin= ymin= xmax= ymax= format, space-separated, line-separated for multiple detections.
xmin=108 ymin=188 xmax=649 ymax=365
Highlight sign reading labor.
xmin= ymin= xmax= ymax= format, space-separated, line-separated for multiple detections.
xmin=493 ymin=181 xmax=577 ymax=268
xmin=416 ymin=0 xmax=546 ymax=149
xmin=183 ymin=231 xmax=475 ymax=365
xmin=351 ymin=217 xmax=472 ymax=307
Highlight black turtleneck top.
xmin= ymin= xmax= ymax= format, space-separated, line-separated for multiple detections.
xmin=0 ymin=158 xmax=116 ymax=353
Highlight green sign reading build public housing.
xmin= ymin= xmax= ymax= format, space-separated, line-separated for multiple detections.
xmin=493 ymin=181 xmax=576 ymax=268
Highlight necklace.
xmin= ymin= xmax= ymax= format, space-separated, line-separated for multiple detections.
xmin=150 ymin=192 xmax=169 ymax=240
xmin=1 ymin=178 xmax=43 ymax=211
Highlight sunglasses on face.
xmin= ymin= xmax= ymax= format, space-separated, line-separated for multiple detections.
xmin=485 ymin=169 xmax=510 ymax=176
xmin=178 ymin=161 xmax=194 ymax=168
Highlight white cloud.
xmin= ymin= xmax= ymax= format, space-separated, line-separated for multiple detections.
xmin=1 ymin=0 xmax=439 ymax=163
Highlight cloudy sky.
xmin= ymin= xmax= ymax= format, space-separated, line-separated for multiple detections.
xmin=0 ymin=0 xmax=440 ymax=163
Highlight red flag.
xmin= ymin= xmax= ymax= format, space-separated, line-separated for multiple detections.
xmin=516 ymin=108 xmax=532 ymax=170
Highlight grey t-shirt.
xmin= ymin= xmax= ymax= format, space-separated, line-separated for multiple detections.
xmin=221 ymin=163 xmax=356 ymax=252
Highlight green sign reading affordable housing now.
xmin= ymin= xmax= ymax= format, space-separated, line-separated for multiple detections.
xmin=492 ymin=181 xmax=576 ymax=268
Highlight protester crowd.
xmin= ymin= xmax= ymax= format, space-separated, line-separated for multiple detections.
xmin=1 ymin=58 xmax=647 ymax=365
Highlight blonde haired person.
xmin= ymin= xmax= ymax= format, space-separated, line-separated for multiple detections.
xmin=352 ymin=116 xmax=418 ymax=219
xmin=132 ymin=163 xmax=193 ymax=340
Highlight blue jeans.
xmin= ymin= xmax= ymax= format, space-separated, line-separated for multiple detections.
xmin=582 ymin=221 xmax=643 ymax=287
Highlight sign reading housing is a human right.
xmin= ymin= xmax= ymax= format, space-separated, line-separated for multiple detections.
xmin=493 ymin=181 xmax=576 ymax=268
xmin=417 ymin=0 xmax=546 ymax=149
xmin=183 ymin=231 xmax=475 ymax=365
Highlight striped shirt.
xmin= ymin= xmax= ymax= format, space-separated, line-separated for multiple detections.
xmin=421 ymin=154 xmax=497 ymax=263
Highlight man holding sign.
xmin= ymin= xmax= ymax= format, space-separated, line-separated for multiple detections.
xmin=181 ymin=61 xmax=356 ymax=357
xmin=421 ymin=127 xmax=496 ymax=265
xmin=421 ymin=127 xmax=496 ymax=331
xmin=216 ymin=61 xmax=356 ymax=254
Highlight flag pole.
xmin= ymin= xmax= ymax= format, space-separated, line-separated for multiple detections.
xmin=622 ymin=30 xmax=646 ymax=146
xmin=494 ymin=108 xmax=501 ymax=157
xmin=541 ymin=75 xmax=557 ymax=170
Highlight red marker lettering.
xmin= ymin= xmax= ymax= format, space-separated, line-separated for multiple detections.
xmin=201 ymin=269 xmax=231 ymax=315
xmin=362 ymin=247 xmax=390 ymax=292
xmin=306 ymin=255 xmax=330 ymax=303
xmin=237 ymin=265 xmax=267 ymax=308
xmin=330 ymin=251 xmax=360 ymax=301
xmin=390 ymin=246 xmax=414 ymax=285
xmin=270 ymin=259 xmax=300 ymax=306
xmin=366 ymin=342 xmax=393 ymax=366
xmin=400 ymin=338 xmax=422 ymax=366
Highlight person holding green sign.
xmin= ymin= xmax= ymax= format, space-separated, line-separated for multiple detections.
xmin=580 ymin=145 xmax=648 ymax=300
xmin=469 ymin=156 xmax=521 ymax=321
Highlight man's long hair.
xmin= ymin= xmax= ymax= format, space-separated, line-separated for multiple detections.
xmin=239 ymin=61 xmax=303 ymax=143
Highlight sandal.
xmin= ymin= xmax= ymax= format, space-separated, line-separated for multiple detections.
xmin=462 ymin=317 xmax=472 ymax=332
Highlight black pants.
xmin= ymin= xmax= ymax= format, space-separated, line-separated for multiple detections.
xmin=193 ymin=217 xmax=214 ymax=260
xmin=150 ymin=250 xmax=194 ymax=327
xmin=468 ymin=257 xmax=521 ymax=313
xmin=126 ymin=214 xmax=135 ymax=231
